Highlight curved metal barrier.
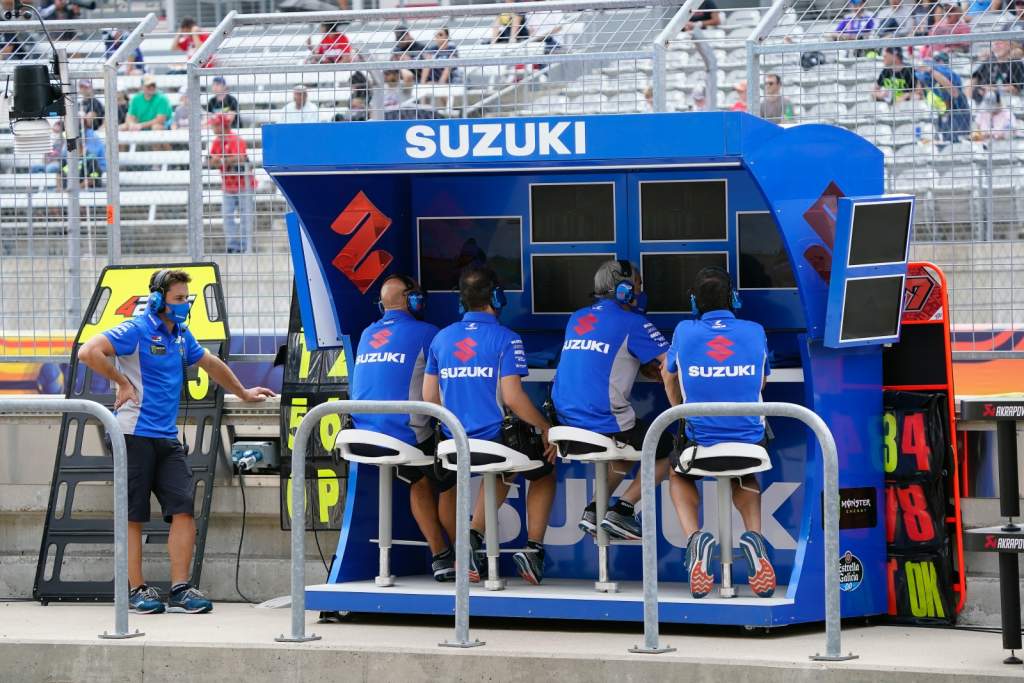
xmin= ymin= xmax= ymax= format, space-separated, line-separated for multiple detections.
xmin=631 ymin=401 xmax=856 ymax=661
xmin=280 ymin=399 xmax=479 ymax=647
xmin=0 ymin=397 xmax=140 ymax=640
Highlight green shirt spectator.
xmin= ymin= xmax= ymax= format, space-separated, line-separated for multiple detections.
xmin=123 ymin=75 xmax=172 ymax=131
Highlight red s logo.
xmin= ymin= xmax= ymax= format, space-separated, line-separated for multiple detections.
xmin=331 ymin=191 xmax=393 ymax=294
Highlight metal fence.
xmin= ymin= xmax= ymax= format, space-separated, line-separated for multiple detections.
xmin=1 ymin=0 xmax=1022 ymax=359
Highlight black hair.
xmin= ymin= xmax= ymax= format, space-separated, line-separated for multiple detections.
xmin=459 ymin=265 xmax=498 ymax=311
xmin=692 ymin=267 xmax=732 ymax=314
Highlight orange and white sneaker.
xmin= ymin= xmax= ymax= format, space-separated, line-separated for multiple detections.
xmin=740 ymin=530 xmax=777 ymax=598
xmin=685 ymin=531 xmax=717 ymax=599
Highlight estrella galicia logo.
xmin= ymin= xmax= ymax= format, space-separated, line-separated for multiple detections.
xmin=839 ymin=550 xmax=864 ymax=592
xmin=330 ymin=191 xmax=393 ymax=295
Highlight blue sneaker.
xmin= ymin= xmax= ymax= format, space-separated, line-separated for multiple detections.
xmin=167 ymin=584 xmax=213 ymax=614
xmin=740 ymin=531 xmax=777 ymax=598
xmin=600 ymin=502 xmax=642 ymax=540
xmin=685 ymin=531 xmax=717 ymax=599
xmin=578 ymin=502 xmax=597 ymax=537
xmin=129 ymin=585 xmax=165 ymax=614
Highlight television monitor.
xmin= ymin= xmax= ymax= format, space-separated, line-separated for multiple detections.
xmin=530 ymin=183 xmax=615 ymax=243
xmin=840 ymin=275 xmax=904 ymax=342
xmin=641 ymin=252 xmax=728 ymax=313
xmin=640 ymin=180 xmax=727 ymax=242
xmin=848 ymin=200 xmax=912 ymax=266
xmin=737 ymin=212 xmax=796 ymax=289
xmin=418 ymin=217 xmax=523 ymax=292
xmin=532 ymin=253 xmax=614 ymax=313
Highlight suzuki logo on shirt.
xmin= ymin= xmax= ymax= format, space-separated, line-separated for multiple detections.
xmin=404 ymin=121 xmax=587 ymax=160
xmin=440 ymin=366 xmax=495 ymax=379
xmin=706 ymin=335 xmax=735 ymax=362
xmin=563 ymin=339 xmax=611 ymax=354
xmin=330 ymin=191 xmax=393 ymax=295
xmin=711 ymin=319 xmax=726 ymax=330
xmin=688 ymin=364 xmax=757 ymax=378
xmin=453 ymin=337 xmax=477 ymax=362
xmin=356 ymin=352 xmax=406 ymax=364
xmin=574 ymin=313 xmax=598 ymax=335
xmin=369 ymin=328 xmax=392 ymax=349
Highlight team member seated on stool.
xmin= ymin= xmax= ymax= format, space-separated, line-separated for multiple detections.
xmin=423 ymin=266 xmax=557 ymax=584
xmin=350 ymin=274 xmax=458 ymax=581
xmin=661 ymin=266 xmax=776 ymax=599
xmin=552 ymin=259 xmax=674 ymax=540
xmin=77 ymin=269 xmax=275 ymax=614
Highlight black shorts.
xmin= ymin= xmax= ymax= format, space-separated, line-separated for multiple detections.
xmin=607 ymin=421 xmax=676 ymax=461
xmin=673 ymin=436 xmax=770 ymax=482
xmin=498 ymin=431 xmax=554 ymax=481
xmin=125 ymin=434 xmax=194 ymax=523
xmin=396 ymin=434 xmax=456 ymax=493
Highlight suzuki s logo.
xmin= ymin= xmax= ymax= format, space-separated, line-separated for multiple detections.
xmin=331 ymin=191 xmax=393 ymax=295
xmin=454 ymin=338 xmax=477 ymax=362
xmin=574 ymin=313 xmax=597 ymax=335
xmin=405 ymin=121 xmax=587 ymax=160
xmin=706 ymin=335 xmax=734 ymax=362
xmin=369 ymin=329 xmax=391 ymax=349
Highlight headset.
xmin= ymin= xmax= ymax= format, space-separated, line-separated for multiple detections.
xmin=457 ymin=269 xmax=506 ymax=315
xmin=376 ymin=273 xmax=426 ymax=316
xmin=612 ymin=260 xmax=637 ymax=305
xmin=148 ymin=268 xmax=172 ymax=314
xmin=689 ymin=265 xmax=742 ymax=316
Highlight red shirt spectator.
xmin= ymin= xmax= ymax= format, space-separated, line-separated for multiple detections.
xmin=209 ymin=116 xmax=255 ymax=194
xmin=309 ymin=23 xmax=352 ymax=64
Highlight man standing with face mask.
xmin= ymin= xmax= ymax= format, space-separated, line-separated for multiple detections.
xmin=78 ymin=269 xmax=275 ymax=614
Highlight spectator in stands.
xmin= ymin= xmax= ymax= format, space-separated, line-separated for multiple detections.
xmin=348 ymin=95 xmax=368 ymax=121
xmin=281 ymin=84 xmax=321 ymax=123
xmin=29 ymin=120 xmax=64 ymax=176
xmin=962 ymin=0 xmax=1001 ymax=16
xmin=123 ymin=75 xmax=172 ymax=131
xmin=206 ymin=76 xmax=240 ymax=128
xmin=683 ymin=0 xmax=721 ymax=31
xmin=61 ymin=110 xmax=107 ymax=190
xmin=1002 ymin=0 xmax=1024 ymax=31
xmin=170 ymin=17 xmax=210 ymax=74
xmin=832 ymin=0 xmax=876 ymax=41
xmin=379 ymin=69 xmax=404 ymax=117
xmin=878 ymin=0 xmax=929 ymax=36
xmin=39 ymin=0 xmax=90 ymax=39
xmin=103 ymin=28 xmax=145 ymax=75
xmin=690 ymin=82 xmax=707 ymax=110
xmin=969 ymin=40 xmax=1022 ymax=140
xmin=873 ymin=46 xmax=918 ymax=103
xmin=307 ymin=21 xmax=353 ymax=64
xmin=492 ymin=0 xmax=530 ymax=42
xmin=392 ymin=25 xmax=427 ymax=87
xmin=644 ymin=85 xmax=654 ymax=112
xmin=115 ymin=90 xmax=130 ymax=126
xmin=77 ymin=79 xmax=105 ymax=131
xmin=730 ymin=80 xmax=748 ymax=112
xmin=208 ymin=114 xmax=256 ymax=254
xmin=920 ymin=4 xmax=970 ymax=57
xmin=422 ymin=28 xmax=460 ymax=85
xmin=525 ymin=0 xmax=565 ymax=54
xmin=171 ymin=87 xmax=190 ymax=130
xmin=915 ymin=55 xmax=972 ymax=143
xmin=760 ymin=73 xmax=794 ymax=123
xmin=1 ymin=0 xmax=37 ymax=61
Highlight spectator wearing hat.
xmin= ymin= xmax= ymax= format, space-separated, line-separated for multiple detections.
xmin=77 ymin=79 xmax=105 ymax=131
xmin=873 ymin=47 xmax=918 ymax=103
xmin=206 ymin=76 xmax=241 ymax=128
xmin=207 ymin=114 xmax=256 ymax=254
xmin=122 ymin=75 xmax=172 ymax=131
xmin=915 ymin=56 xmax=971 ymax=143
xmin=280 ymin=84 xmax=322 ymax=123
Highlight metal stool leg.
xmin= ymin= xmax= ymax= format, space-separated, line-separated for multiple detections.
xmin=376 ymin=464 xmax=395 ymax=587
xmin=594 ymin=461 xmax=618 ymax=593
xmin=483 ymin=473 xmax=505 ymax=591
xmin=717 ymin=477 xmax=735 ymax=598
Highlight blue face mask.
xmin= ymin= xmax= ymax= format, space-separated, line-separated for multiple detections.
xmin=631 ymin=291 xmax=649 ymax=315
xmin=166 ymin=301 xmax=191 ymax=324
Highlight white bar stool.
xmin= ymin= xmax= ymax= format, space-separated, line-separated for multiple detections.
xmin=548 ymin=426 xmax=640 ymax=593
xmin=437 ymin=438 xmax=540 ymax=591
xmin=675 ymin=441 xmax=772 ymax=598
xmin=336 ymin=429 xmax=435 ymax=587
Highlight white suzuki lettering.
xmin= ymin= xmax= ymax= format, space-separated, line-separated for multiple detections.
xmin=562 ymin=339 xmax=611 ymax=354
xmin=440 ymin=367 xmax=495 ymax=379
xmin=471 ymin=123 xmax=503 ymax=157
xmin=355 ymin=352 xmax=407 ymax=364
xmin=440 ymin=124 xmax=470 ymax=158
xmin=505 ymin=122 xmax=536 ymax=156
xmin=404 ymin=125 xmax=436 ymax=159
xmin=687 ymin=364 xmax=757 ymax=378
xmin=573 ymin=121 xmax=587 ymax=153
xmin=538 ymin=121 xmax=571 ymax=155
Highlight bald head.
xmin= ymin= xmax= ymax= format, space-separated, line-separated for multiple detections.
xmin=380 ymin=276 xmax=413 ymax=312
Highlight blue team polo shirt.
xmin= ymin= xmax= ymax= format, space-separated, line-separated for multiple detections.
xmin=553 ymin=300 xmax=669 ymax=433
xmin=666 ymin=309 xmax=770 ymax=446
xmin=103 ymin=312 xmax=206 ymax=438
xmin=350 ymin=310 xmax=439 ymax=446
xmin=425 ymin=311 xmax=528 ymax=440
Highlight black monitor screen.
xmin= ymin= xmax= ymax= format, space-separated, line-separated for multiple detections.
xmin=531 ymin=183 xmax=615 ymax=243
xmin=641 ymin=252 xmax=728 ymax=313
xmin=640 ymin=180 xmax=727 ymax=242
xmin=848 ymin=201 xmax=912 ymax=266
xmin=418 ymin=217 xmax=523 ymax=292
xmin=841 ymin=276 xmax=903 ymax=341
xmin=532 ymin=254 xmax=613 ymax=313
xmin=737 ymin=212 xmax=796 ymax=289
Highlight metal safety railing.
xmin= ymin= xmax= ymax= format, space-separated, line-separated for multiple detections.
xmin=281 ymin=399 xmax=479 ymax=647
xmin=0 ymin=397 xmax=139 ymax=640
xmin=632 ymin=401 xmax=855 ymax=662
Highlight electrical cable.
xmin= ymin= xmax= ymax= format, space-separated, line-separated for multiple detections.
xmin=234 ymin=469 xmax=255 ymax=604
xmin=312 ymin=515 xmax=329 ymax=575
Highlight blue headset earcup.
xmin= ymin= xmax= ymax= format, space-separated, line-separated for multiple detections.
xmin=731 ymin=289 xmax=742 ymax=310
xmin=690 ymin=293 xmax=699 ymax=316
xmin=377 ymin=299 xmax=385 ymax=315
xmin=407 ymin=291 xmax=425 ymax=314
xmin=491 ymin=286 xmax=507 ymax=310
xmin=615 ymin=281 xmax=634 ymax=304
xmin=458 ymin=299 xmax=466 ymax=315
xmin=149 ymin=290 xmax=164 ymax=314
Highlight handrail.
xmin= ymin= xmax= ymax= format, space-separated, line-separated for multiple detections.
xmin=279 ymin=399 xmax=481 ymax=647
xmin=0 ymin=397 xmax=141 ymax=640
xmin=631 ymin=401 xmax=856 ymax=662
